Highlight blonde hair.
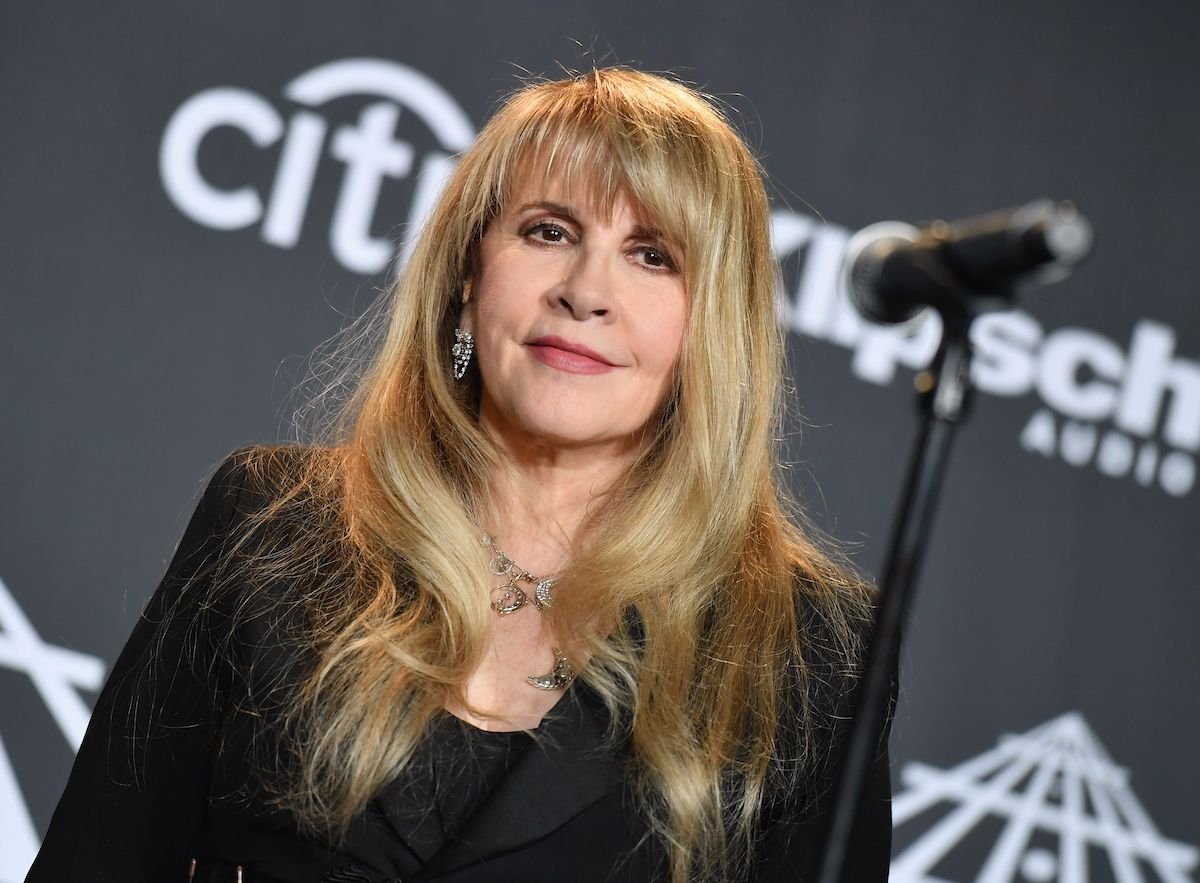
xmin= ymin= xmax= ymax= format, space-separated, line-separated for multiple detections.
xmin=204 ymin=69 xmax=873 ymax=882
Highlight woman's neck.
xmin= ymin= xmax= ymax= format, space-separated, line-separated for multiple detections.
xmin=481 ymin=435 xmax=638 ymax=575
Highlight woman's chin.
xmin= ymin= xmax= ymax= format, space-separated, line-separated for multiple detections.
xmin=486 ymin=415 xmax=643 ymax=462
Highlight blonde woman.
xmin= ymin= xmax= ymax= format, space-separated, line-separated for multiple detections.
xmin=29 ymin=69 xmax=895 ymax=883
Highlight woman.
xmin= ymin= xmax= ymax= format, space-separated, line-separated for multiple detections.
xmin=28 ymin=68 xmax=894 ymax=882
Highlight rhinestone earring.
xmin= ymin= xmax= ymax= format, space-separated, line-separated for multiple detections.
xmin=451 ymin=329 xmax=474 ymax=380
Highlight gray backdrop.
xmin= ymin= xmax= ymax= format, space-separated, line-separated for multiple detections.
xmin=3 ymin=2 xmax=1196 ymax=880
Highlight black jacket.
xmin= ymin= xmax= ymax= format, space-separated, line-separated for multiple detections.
xmin=27 ymin=449 xmax=894 ymax=883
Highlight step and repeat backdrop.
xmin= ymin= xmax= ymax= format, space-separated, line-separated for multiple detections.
xmin=3 ymin=2 xmax=1196 ymax=880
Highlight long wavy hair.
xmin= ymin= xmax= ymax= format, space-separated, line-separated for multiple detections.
xmin=201 ymin=68 xmax=873 ymax=882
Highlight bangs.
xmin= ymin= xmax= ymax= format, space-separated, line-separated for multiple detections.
xmin=477 ymin=71 xmax=740 ymax=277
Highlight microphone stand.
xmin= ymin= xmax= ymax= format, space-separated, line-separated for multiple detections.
xmin=814 ymin=286 xmax=990 ymax=883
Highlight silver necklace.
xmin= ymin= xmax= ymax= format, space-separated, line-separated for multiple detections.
xmin=483 ymin=533 xmax=558 ymax=615
xmin=481 ymin=534 xmax=575 ymax=691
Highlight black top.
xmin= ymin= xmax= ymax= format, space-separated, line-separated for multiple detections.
xmin=424 ymin=719 xmax=532 ymax=856
xmin=26 ymin=449 xmax=896 ymax=883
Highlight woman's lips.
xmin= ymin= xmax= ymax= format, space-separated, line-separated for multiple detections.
xmin=526 ymin=336 xmax=618 ymax=375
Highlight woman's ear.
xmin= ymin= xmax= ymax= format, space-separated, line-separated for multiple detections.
xmin=458 ymin=279 xmax=475 ymax=334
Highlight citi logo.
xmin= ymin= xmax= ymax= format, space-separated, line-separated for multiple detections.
xmin=889 ymin=712 xmax=1197 ymax=882
xmin=160 ymin=59 xmax=475 ymax=274
xmin=772 ymin=213 xmax=1198 ymax=497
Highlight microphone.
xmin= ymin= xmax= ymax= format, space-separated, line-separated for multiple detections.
xmin=842 ymin=199 xmax=1094 ymax=326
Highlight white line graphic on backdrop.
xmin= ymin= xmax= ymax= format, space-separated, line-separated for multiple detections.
xmin=890 ymin=712 xmax=1198 ymax=883
xmin=0 ymin=575 xmax=105 ymax=882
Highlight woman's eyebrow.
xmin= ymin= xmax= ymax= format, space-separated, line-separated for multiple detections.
xmin=513 ymin=200 xmax=578 ymax=222
xmin=513 ymin=201 xmax=668 ymax=243
xmin=630 ymin=223 xmax=665 ymax=241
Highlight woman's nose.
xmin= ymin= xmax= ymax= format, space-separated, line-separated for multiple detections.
xmin=556 ymin=249 xmax=615 ymax=319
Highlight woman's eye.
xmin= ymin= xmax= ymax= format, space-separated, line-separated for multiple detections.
xmin=635 ymin=245 xmax=677 ymax=272
xmin=523 ymin=222 xmax=570 ymax=244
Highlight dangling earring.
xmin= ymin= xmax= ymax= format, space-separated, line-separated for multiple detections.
xmin=451 ymin=329 xmax=474 ymax=380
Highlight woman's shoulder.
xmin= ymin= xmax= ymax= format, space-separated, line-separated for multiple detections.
xmin=790 ymin=568 xmax=876 ymax=671
xmin=196 ymin=445 xmax=345 ymax=687
xmin=783 ymin=569 xmax=881 ymax=735
xmin=212 ymin=443 xmax=335 ymax=505
xmin=188 ymin=443 xmax=347 ymax=617
xmin=193 ymin=443 xmax=350 ymax=541
xmin=765 ymin=571 xmax=891 ymax=814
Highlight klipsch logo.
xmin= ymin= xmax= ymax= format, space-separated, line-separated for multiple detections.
xmin=773 ymin=213 xmax=1199 ymax=497
xmin=0 ymin=575 xmax=105 ymax=882
xmin=160 ymin=58 xmax=475 ymax=274
xmin=889 ymin=712 xmax=1197 ymax=882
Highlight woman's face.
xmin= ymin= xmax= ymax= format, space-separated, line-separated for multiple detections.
xmin=461 ymin=176 xmax=687 ymax=463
